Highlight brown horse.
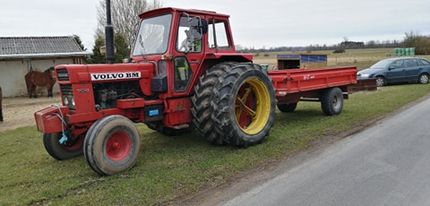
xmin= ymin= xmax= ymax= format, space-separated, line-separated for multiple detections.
xmin=25 ymin=67 xmax=56 ymax=98
xmin=0 ymin=86 xmax=3 ymax=122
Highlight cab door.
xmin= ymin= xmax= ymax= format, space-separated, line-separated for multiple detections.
xmin=172 ymin=14 xmax=206 ymax=94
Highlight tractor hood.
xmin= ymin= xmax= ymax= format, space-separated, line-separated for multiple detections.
xmin=54 ymin=63 xmax=155 ymax=97
xmin=55 ymin=63 xmax=155 ymax=84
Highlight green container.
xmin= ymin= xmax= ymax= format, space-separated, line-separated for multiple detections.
xmin=395 ymin=48 xmax=400 ymax=56
xmin=411 ymin=48 xmax=416 ymax=56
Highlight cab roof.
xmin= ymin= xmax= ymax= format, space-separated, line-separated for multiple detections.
xmin=139 ymin=7 xmax=230 ymax=19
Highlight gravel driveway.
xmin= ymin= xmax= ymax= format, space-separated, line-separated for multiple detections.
xmin=0 ymin=96 xmax=60 ymax=132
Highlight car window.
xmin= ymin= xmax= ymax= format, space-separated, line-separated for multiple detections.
xmin=419 ymin=59 xmax=430 ymax=66
xmin=404 ymin=59 xmax=418 ymax=67
xmin=390 ymin=60 xmax=405 ymax=69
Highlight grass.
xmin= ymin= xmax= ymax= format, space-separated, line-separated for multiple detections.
xmin=1 ymin=83 xmax=430 ymax=205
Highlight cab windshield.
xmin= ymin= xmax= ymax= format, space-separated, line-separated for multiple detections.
xmin=132 ymin=14 xmax=172 ymax=56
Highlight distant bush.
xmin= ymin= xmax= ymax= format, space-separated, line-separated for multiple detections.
xmin=264 ymin=53 xmax=270 ymax=57
xmin=255 ymin=53 xmax=260 ymax=57
xmin=333 ymin=48 xmax=345 ymax=53
xmin=404 ymin=32 xmax=430 ymax=55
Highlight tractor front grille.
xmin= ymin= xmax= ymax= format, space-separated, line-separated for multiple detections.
xmin=57 ymin=68 xmax=69 ymax=81
xmin=60 ymin=85 xmax=73 ymax=96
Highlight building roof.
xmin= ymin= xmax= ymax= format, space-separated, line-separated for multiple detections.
xmin=0 ymin=36 xmax=92 ymax=60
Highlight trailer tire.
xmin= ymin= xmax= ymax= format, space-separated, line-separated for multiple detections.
xmin=84 ymin=115 xmax=141 ymax=176
xmin=321 ymin=87 xmax=344 ymax=116
xmin=191 ymin=62 xmax=236 ymax=145
xmin=145 ymin=122 xmax=191 ymax=136
xmin=212 ymin=64 xmax=276 ymax=147
xmin=277 ymin=103 xmax=298 ymax=113
xmin=43 ymin=133 xmax=83 ymax=160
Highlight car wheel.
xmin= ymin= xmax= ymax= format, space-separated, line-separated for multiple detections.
xmin=375 ymin=76 xmax=385 ymax=87
xmin=418 ymin=74 xmax=429 ymax=84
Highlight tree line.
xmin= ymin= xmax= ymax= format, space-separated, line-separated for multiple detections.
xmin=238 ymin=32 xmax=430 ymax=55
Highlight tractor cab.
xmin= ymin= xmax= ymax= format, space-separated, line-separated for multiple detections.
xmin=130 ymin=8 xmax=249 ymax=96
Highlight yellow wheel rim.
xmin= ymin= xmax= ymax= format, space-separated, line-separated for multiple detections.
xmin=234 ymin=77 xmax=271 ymax=135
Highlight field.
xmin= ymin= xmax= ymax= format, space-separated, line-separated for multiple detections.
xmin=1 ymin=49 xmax=430 ymax=205
xmin=253 ymin=48 xmax=430 ymax=70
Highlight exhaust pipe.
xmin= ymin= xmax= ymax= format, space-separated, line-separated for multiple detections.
xmin=105 ymin=0 xmax=115 ymax=64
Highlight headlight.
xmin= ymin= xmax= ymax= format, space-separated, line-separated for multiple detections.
xmin=360 ymin=73 xmax=370 ymax=78
xmin=63 ymin=95 xmax=75 ymax=109
xmin=63 ymin=96 xmax=69 ymax=105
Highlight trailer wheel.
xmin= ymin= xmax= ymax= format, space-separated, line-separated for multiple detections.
xmin=212 ymin=64 xmax=276 ymax=147
xmin=84 ymin=115 xmax=141 ymax=176
xmin=277 ymin=103 xmax=298 ymax=113
xmin=191 ymin=62 xmax=235 ymax=145
xmin=145 ymin=122 xmax=191 ymax=136
xmin=321 ymin=87 xmax=344 ymax=116
xmin=43 ymin=133 xmax=83 ymax=160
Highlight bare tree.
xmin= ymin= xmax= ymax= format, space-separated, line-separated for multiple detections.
xmin=96 ymin=0 xmax=162 ymax=47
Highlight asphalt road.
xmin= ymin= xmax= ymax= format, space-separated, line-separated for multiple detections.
xmin=223 ymin=97 xmax=430 ymax=206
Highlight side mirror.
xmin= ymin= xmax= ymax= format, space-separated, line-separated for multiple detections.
xmin=388 ymin=66 xmax=395 ymax=70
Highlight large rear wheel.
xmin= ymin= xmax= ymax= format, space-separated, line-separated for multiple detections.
xmin=84 ymin=115 xmax=141 ymax=176
xmin=191 ymin=62 xmax=235 ymax=145
xmin=43 ymin=133 xmax=83 ymax=160
xmin=212 ymin=64 xmax=276 ymax=147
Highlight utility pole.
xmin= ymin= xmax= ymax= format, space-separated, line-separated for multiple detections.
xmin=105 ymin=0 xmax=115 ymax=64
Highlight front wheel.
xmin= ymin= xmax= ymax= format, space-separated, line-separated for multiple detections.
xmin=418 ymin=73 xmax=429 ymax=84
xmin=375 ymin=76 xmax=385 ymax=87
xmin=43 ymin=133 xmax=83 ymax=160
xmin=84 ymin=115 xmax=141 ymax=176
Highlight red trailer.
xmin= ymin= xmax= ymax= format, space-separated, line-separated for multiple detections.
xmin=35 ymin=8 xmax=360 ymax=176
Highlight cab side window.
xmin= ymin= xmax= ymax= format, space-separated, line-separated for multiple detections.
xmin=177 ymin=16 xmax=202 ymax=53
xmin=208 ymin=20 xmax=230 ymax=48
xmin=174 ymin=57 xmax=192 ymax=91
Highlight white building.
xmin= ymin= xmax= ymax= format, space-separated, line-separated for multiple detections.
xmin=0 ymin=36 xmax=91 ymax=97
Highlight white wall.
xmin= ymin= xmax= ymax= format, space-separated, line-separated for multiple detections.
xmin=0 ymin=58 xmax=76 ymax=97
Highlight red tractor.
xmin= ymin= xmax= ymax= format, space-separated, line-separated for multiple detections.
xmin=35 ymin=8 xmax=358 ymax=175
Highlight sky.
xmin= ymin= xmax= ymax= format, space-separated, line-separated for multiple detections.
xmin=1 ymin=0 xmax=429 ymax=49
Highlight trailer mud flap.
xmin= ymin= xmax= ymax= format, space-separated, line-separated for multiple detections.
xmin=348 ymin=79 xmax=377 ymax=93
